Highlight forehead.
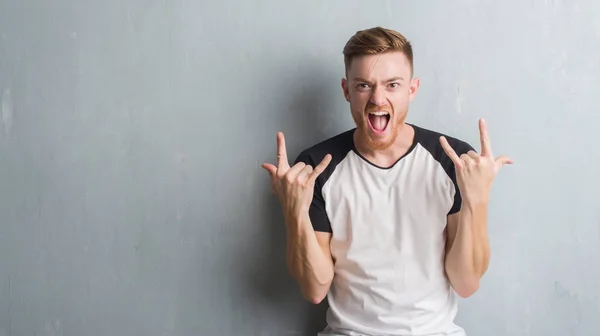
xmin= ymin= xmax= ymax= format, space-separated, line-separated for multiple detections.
xmin=347 ymin=51 xmax=411 ymax=81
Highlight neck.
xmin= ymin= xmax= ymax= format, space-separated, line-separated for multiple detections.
xmin=353 ymin=123 xmax=415 ymax=168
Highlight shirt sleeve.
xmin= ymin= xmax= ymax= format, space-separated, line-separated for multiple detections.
xmin=447 ymin=141 xmax=476 ymax=215
xmin=294 ymin=152 xmax=332 ymax=233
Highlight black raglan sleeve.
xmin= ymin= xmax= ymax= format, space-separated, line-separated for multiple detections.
xmin=294 ymin=151 xmax=332 ymax=233
xmin=446 ymin=140 xmax=476 ymax=215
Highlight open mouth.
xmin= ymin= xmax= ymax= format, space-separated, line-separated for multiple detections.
xmin=367 ymin=111 xmax=390 ymax=134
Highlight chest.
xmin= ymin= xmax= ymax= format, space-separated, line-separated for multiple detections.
xmin=322 ymin=150 xmax=455 ymax=254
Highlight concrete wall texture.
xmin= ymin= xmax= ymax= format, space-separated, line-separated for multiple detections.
xmin=0 ymin=0 xmax=599 ymax=335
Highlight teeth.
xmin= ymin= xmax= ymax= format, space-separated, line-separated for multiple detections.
xmin=369 ymin=111 xmax=389 ymax=116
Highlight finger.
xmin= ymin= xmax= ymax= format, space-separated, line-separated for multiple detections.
xmin=285 ymin=162 xmax=306 ymax=181
xmin=460 ymin=153 xmax=474 ymax=166
xmin=439 ymin=136 xmax=464 ymax=169
xmin=479 ymin=118 xmax=494 ymax=158
xmin=466 ymin=150 xmax=479 ymax=161
xmin=261 ymin=163 xmax=277 ymax=177
xmin=307 ymin=154 xmax=332 ymax=184
xmin=276 ymin=132 xmax=290 ymax=171
xmin=494 ymin=155 xmax=514 ymax=171
xmin=297 ymin=164 xmax=314 ymax=182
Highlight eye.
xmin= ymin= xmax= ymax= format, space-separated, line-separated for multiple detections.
xmin=357 ymin=83 xmax=371 ymax=90
xmin=389 ymin=82 xmax=400 ymax=88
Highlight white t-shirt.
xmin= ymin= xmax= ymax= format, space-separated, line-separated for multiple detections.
xmin=294 ymin=124 xmax=475 ymax=336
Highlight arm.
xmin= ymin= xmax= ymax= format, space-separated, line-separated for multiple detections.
xmin=286 ymin=214 xmax=334 ymax=304
xmin=440 ymin=118 xmax=513 ymax=298
xmin=261 ymin=132 xmax=335 ymax=305
xmin=444 ymin=202 xmax=490 ymax=298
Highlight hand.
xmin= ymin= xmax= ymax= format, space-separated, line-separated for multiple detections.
xmin=439 ymin=119 xmax=513 ymax=205
xmin=262 ymin=132 xmax=332 ymax=221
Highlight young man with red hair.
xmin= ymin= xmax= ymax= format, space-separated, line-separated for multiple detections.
xmin=262 ymin=26 xmax=512 ymax=336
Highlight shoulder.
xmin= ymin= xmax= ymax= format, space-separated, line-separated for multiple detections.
xmin=294 ymin=129 xmax=355 ymax=166
xmin=294 ymin=129 xmax=355 ymax=184
xmin=409 ymin=124 xmax=474 ymax=214
xmin=410 ymin=123 xmax=475 ymax=165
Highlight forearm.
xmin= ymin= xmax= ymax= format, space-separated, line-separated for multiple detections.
xmin=445 ymin=201 xmax=490 ymax=297
xmin=285 ymin=214 xmax=334 ymax=303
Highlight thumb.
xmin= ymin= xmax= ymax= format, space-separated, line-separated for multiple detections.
xmin=261 ymin=163 xmax=277 ymax=177
xmin=494 ymin=155 xmax=513 ymax=171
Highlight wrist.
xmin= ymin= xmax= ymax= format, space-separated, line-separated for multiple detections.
xmin=284 ymin=210 xmax=310 ymax=230
xmin=461 ymin=199 xmax=488 ymax=212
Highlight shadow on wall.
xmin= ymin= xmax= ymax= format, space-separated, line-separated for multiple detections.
xmin=244 ymin=58 xmax=340 ymax=334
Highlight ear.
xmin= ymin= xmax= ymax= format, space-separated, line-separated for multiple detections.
xmin=341 ymin=78 xmax=350 ymax=102
xmin=408 ymin=77 xmax=420 ymax=102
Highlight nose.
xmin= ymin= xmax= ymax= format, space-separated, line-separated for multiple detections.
xmin=369 ymin=86 xmax=386 ymax=106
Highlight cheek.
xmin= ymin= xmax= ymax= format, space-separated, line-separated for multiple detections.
xmin=389 ymin=99 xmax=409 ymax=115
xmin=391 ymin=92 xmax=410 ymax=105
xmin=349 ymin=93 xmax=368 ymax=108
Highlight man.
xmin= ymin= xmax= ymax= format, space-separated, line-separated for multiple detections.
xmin=262 ymin=27 xmax=512 ymax=336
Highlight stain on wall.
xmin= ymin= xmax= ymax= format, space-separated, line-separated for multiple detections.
xmin=1 ymin=88 xmax=13 ymax=139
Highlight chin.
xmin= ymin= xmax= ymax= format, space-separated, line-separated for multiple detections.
xmin=364 ymin=131 xmax=396 ymax=150
xmin=355 ymin=114 xmax=399 ymax=151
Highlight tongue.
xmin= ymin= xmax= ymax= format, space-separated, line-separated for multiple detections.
xmin=369 ymin=115 xmax=388 ymax=132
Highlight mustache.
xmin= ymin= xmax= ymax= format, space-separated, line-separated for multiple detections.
xmin=365 ymin=105 xmax=392 ymax=113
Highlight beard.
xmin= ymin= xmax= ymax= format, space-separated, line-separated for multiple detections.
xmin=352 ymin=104 xmax=404 ymax=151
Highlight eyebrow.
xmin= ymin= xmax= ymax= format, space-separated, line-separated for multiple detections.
xmin=353 ymin=76 xmax=405 ymax=83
